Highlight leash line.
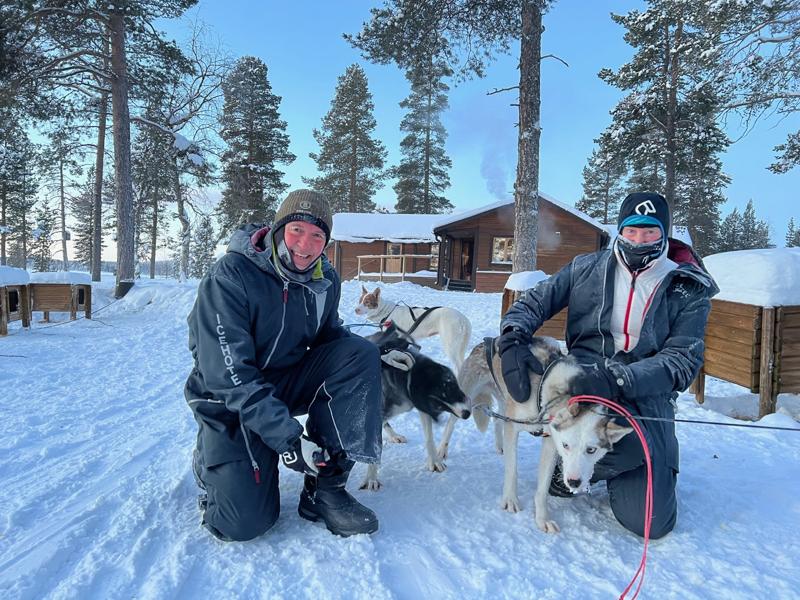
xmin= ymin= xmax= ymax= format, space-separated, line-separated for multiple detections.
xmin=590 ymin=412 xmax=800 ymax=433
xmin=570 ymin=394 xmax=652 ymax=600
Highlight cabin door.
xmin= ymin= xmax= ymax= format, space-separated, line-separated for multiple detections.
xmin=386 ymin=242 xmax=402 ymax=273
xmin=459 ymin=239 xmax=474 ymax=281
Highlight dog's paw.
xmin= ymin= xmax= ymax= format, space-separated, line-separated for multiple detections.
xmin=536 ymin=518 xmax=560 ymax=534
xmin=427 ymin=458 xmax=447 ymax=472
xmin=501 ymin=496 xmax=522 ymax=513
xmin=359 ymin=478 xmax=382 ymax=491
xmin=387 ymin=433 xmax=407 ymax=444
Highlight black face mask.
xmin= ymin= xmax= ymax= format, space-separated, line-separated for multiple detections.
xmin=616 ymin=236 xmax=665 ymax=272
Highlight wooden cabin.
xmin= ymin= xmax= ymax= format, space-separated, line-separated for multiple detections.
xmin=433 ymin=195 xmax=610 ymax=293
xmin=327 ymin=213 xmax=442 ymax=287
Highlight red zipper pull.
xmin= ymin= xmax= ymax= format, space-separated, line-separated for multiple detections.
xmin=282 ymin=282 xmax=288 ymax=304
xmin=252 ymin=461 xmax=261 ymax=484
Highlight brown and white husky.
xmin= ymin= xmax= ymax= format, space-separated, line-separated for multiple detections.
xmin=459 ymin=336 xmax=633 ymax=533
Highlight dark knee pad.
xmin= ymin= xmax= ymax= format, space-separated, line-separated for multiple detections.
xmin=202 ymin=456 xmax=280 ymax=542
xmin=607 ymin=464 xmax=677 ymax=539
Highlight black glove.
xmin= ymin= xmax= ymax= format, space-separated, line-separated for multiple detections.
xmin=570 ymin=363 xmax=621 ymax=400
xmin=280 ymin=436 xmax=330 ymax=475
xmin=497 ymin=329 xmax=544 ymax=403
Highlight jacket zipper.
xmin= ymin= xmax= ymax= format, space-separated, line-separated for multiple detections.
xmin=243 ymin=280 xmax=290 ymax=485
xmin=622 ymin=272 xmax=639 ymax=352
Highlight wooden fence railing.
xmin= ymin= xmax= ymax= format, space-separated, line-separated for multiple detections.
xmin=356 ymin=254 xmax=435 ymax=282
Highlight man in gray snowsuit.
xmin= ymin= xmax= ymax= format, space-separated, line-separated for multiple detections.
xmin=498 ymin=192 xmax=718 ymax=538
xmin=185 ymin=189 xmax=382 ymax=540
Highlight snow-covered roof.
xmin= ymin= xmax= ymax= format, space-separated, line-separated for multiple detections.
xmin=29 ymin=271 xmax=92 ymax=284
xmin=704 ymin=248 xmax=800 ymax=307
xmin=0 ymin=265 xmax=30 ymax=286
xmin=433 ymin=193 xmax=608 ymax=233
xmin=331 ymin=213 xmax=442 ymax=243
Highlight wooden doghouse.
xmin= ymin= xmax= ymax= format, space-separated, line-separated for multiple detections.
xmin=691 ymin=299 xmax=800 ymax=417
xmin=29 ymin=272 xmax=92 ymax=322
xmin=692 ymin=249 xmax=800 ymax=417
xmin=501 ymin=272 xmax=567 ymax=339
xmin=0 ymin=266 xmax=31 ymax=336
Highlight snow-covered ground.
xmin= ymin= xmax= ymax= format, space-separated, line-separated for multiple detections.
xmin=1 ymin=276 xmax=799 ymax=600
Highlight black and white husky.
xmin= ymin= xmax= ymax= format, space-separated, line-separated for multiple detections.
xmin=361 ymin=324 xmax=471 ymax=491
xmin=459 ymin=337 xmax=633 ymax=533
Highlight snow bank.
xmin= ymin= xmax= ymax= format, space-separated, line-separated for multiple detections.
xmin=704 ymin=248 xmax=800 ymax=306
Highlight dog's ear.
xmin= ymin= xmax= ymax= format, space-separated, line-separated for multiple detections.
xmin=549 ymin=406 xmax=574 ymax=431
xmin=374 ymin=287 xmax=381 ymax=298
xmin=361 ymin=284 xmax=368 ymax=295
xmin=605 ymin=420 xmax=633 ymax=444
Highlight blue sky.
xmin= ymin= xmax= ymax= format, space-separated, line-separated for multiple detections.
xmin=163 ymin=0 xmax=799 ymax=245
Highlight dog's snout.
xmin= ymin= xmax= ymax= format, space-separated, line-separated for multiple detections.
xmin=567 ymin=478 xmax=582 ymax=489
xmin=460 ymin=409 xmax=471 ymax=419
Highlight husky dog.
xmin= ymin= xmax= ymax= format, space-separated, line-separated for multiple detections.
xmin=459 ymin=337 xmax=632 ymax=533
xmin=355 ymin=286 xmax=472 ymax=371
xmin=361 ymin=325 xmax=471 ymax=491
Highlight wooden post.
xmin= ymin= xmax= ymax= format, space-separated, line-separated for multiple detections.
xmin=0 ymin=288 xmax=8 ymax=336
xmin=401 ymin=255 xmax=406 ymax=282
xmin=357 ymin=257 xmax=361 ymax=281
xmin=379 ymin=257 xmax=384 ymax=282
xmin=689 ymin=368 xmax=706 ymax=404
xmin=21 ymin=285 xmax=31 ymax=327
xmin=759 ymin=307 xmax=777 ymax=417
xmin=85 ymin=285 xmax=92 ymax=320
xmin=70 ymin=285 xmax=78 ymax=321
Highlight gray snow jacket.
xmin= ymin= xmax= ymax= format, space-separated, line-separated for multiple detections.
xmin=185 ymin=224 xmax=350 ymax=468
xmin=502 ymin=240 xmax=719 ymax=470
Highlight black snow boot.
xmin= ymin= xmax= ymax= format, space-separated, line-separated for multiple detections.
xmin=548 ymin=460 xmax=576 ymax=498
xmin=298 ymin=459 xmax=379 ymax=537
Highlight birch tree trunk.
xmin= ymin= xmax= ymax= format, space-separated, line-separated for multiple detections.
xmin=59 ymin=157 xmax=68 ymax=269
xmin=173 ymin=156 xmax=190 ymax=282
xmin=512 ymin=0 xmax=543 ymax=274
xmin=92 ymin=37 xmax=109 ymax=282
xmin=109 ymin=10 xmax=135 ymax=297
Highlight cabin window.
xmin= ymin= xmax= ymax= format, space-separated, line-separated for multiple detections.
xmin=429 ymin=243 xmax=439 ymax=270
xmin=387 ymin=242 xmax=402 ymax=256
xmin=491 ymin=237 xmax=514 ymax=264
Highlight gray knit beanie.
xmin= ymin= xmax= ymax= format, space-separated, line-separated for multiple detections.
xmin=273 ymin=189 xmax=333 ymax=243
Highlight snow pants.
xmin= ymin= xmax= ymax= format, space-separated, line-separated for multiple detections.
xmin=591 ymin=428 xmax=678 ymax=539
xmin=194 ymin=336 xmax=382 ymax=542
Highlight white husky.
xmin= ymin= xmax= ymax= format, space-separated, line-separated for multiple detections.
xmin=355 ymin=285 xmax=474 ymax=461
xmin=459 ymin=337 xmax=633 ymax=533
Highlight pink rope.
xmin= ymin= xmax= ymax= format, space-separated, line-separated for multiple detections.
xmin=568 ymin=395 xmax=653 ymax=600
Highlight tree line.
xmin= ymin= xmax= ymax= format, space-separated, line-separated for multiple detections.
xmin=0 ymin=1 xmax=455 ymax=295
xmin=2 ymin=1 xmax=798 ymax=295
xmin=574 ymin=0 xmax=800 ymax=256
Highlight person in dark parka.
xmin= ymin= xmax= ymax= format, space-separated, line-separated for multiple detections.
xmin=499 ymin=192 xmax=718 ymax=539
xmin=185 ymin=189 xmax=382 ymax=540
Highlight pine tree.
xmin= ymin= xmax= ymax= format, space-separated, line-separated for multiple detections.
xmin=349 ymin=0 xmax=555 ymax=272
xmin=31 ymin=200 xmax=57 ymax=272
xmin=304 ymin=64 xmax=387 ymax=213
xmin=599 ymin=2 xmax=728 ymax=211
xmin=393 ymin=57 xmax=453 ymax=214
xmin=717 ymin=208 xmax=741 ymax=253
xmin=576 ymin=132 xmax=626 ymax=223
xmin=218 ymin=56 xmax=294 ymax=235
xmin=190 ymin=214 xmax=216 ymax=279
xmin=70 ymin=171 xmax=105 ymax=270
xmin=786 ymin=218 xmax=798 ymax=248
